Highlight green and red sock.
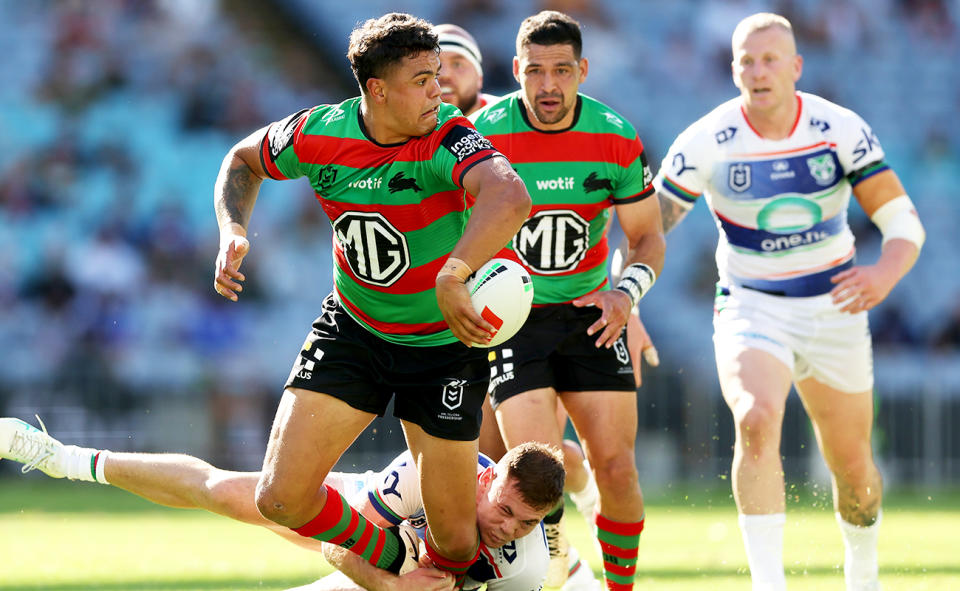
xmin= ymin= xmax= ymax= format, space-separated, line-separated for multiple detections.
xmin=596 ymin=513 xmax=644 ymax=591
xmin=293 ymin=484 xmax=402 ymax=571
xmin=423 ymin=528 xmax=480 ymax=590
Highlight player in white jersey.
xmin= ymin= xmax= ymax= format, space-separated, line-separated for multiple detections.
xmin=0 ymin=418 xmax=602 ymax=591
xmin=653 ymin=13 xmax=924 ymax=591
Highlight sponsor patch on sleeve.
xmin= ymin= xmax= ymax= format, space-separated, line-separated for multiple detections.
xmin=441 ymin=124 xmax=494 ymax=163
xmin=265 ymin=108 xmax=309 ymax=162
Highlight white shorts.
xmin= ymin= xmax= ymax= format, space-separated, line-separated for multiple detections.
xmin=712 ymin=285 xmax=873 ymax=393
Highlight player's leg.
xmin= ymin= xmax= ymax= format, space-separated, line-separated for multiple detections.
xmin=257 ymin=296 xmax=419 ymax=573
xmin=563 ymin=390 xmax=643 ymax=591
xmin=715 ymin=346 xmax=793 ymax=591
xmin=402 ymin=422 xmax=480 ymax=562
xmin=478 ymin=393 xmax=507 ymax=462
xmin=257 ymin=387 xmax=415 ymax=572
xmin=797 ymin=378 xmax=882 ymax=591
xmin=391 ymin=340 xmax=491 ymax=585
xmin=556 ymin=406 xmax=590 ymax=495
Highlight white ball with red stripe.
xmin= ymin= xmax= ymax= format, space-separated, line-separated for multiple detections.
xmin=465 ymin=258 xmax=534 ymax=348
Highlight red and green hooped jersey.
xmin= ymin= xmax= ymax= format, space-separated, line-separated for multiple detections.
xmin=259 ymin=98 xmax=501 ymax=345
xmin=470 ymin=91 xmax=654 ymax=305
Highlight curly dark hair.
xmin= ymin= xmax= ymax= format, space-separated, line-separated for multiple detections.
xmin=515 ymin=10 xmax=582 ymax=59
xmin=347 ymin=13 xmax=439 ymax=92
xmin=498 ymin=441 xmax=565 ymax=511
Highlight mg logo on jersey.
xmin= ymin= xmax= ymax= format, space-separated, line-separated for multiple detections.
xmin=333 ymin=212 xmax=410 ymax=287
xmin=728 ymin=163 xmax=751 ymax=192
xmin=806 ymin=154 xmax=836 ymax=186
xmin=513 ymin=209 xmax=590 ymax=274
xmin=442 ymin=379 xmax=466 ymax=410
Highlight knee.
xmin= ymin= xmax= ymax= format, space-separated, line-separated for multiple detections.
xmin=255 ymin=479 xmax=309 ymax=527
xmin=830 ymin=447 xmax=879 ymax=486
xmin=429 ymin=526 xmax=480 ymax=561
xmin=591 ymin=452 xmax=640 ymax=495
xmin=733 ymin=398 xmax=783 ymax=444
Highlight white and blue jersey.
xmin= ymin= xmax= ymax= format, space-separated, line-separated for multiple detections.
xmin=365 ymin=451 xmax=549 ymax=591
xmin=655 ymin=91 xmax=889 ymax=297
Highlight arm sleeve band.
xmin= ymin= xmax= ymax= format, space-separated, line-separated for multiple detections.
xmin=869 ymin=194 xmax=925 ymax=250
xmin=615 ymin=263 xmax=656 ymax=309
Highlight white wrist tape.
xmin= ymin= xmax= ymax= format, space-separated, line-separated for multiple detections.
xmin=870 ymin=195 xmax=925 ymax=250
xmin=615 ymin=263 xmax=656 ymax=309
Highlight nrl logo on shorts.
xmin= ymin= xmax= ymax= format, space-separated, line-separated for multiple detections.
xmin=806 ymin=154 xmax=836 ymax=186
xmin=442 ymin=379 xmax=466 ymax=410
xmin=728 ymin=162 xmax=751 ymax=192
xmin=613 ymin=337 xmax=630 ymax=365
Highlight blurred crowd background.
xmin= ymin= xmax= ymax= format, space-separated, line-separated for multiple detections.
xmin=1 ymin=0 xmax=958 ymax=489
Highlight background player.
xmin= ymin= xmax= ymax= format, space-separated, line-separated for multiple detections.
xmin=653 ymin=13 xmax=925 ymax=591
xmin=471 ymin=11 xmax=665 ymax=589
xmin=212 ymin=13 xmax=530 ymax=584
xmin=435 ymin=24 xmax=500 ymax=117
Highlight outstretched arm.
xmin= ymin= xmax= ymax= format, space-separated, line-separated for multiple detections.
xmin=319 ymin=545 xmax=454 ymax=591
xmin=213 ymin=127 xmax=271 ymax=301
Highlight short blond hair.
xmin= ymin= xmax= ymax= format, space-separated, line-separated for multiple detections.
xmin=731 ymin=13 xmax=796 ymax=53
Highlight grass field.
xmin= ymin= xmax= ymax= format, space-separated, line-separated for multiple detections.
xmin=1 ymin=477 xmax=958 ymax=590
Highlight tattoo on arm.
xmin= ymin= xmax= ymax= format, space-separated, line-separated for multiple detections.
xmin=658 ymin=192 xmax=690 ymax=234
xmin=215 ymin=159 xmax=262 ymax=228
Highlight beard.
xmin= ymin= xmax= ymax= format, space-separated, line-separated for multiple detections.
xmin=531 ymin=92 xmax=569 ymax=125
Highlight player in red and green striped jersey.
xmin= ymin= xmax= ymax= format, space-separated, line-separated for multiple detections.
xmin=211 ymin=13 xmax=530 ymax=586
xmin=470 ymin=11 xmax=664 ymax=590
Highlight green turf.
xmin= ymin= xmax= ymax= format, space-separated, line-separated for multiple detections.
xmin=1 ymin=477 xmax=958 ymax=590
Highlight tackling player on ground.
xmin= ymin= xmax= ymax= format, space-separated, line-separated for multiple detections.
xmin=0 ymin=418 xmax=606 ymax=591
xmin=212 ymin=13 xmax=530 ymax=586
xmin=653 ymin=13 xmax=924 ymax=591
xmin=470 ymin=11 xmax=665 ymax=590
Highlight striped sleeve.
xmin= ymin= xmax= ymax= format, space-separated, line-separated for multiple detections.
xmin=436 ymin=117 xmax=503 ymax=187
xmin=258 ymin=108 xmax=312 ymax=180
xmin=654 ymin=124 xmax=710 ymax=208
xmin=611 ymin=135 xmax=655 ymax=204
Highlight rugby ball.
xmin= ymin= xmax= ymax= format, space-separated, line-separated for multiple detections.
xmin=466 ymin=258 xmax=534 ymax=348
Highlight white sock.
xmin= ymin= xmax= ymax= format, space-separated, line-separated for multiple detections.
xmin=61 ymin=445 xmax=110 ymax=484
xmin=739 ymin=513 xmax=787 ymax=591
xmin=836 ymin=511 xmax=881 ymax=591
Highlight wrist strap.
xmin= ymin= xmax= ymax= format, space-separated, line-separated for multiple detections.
xmin=615 ymin=263 xmax=656 ymax=309
xmin=437 ymin=257 xmax=473 ymax=283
